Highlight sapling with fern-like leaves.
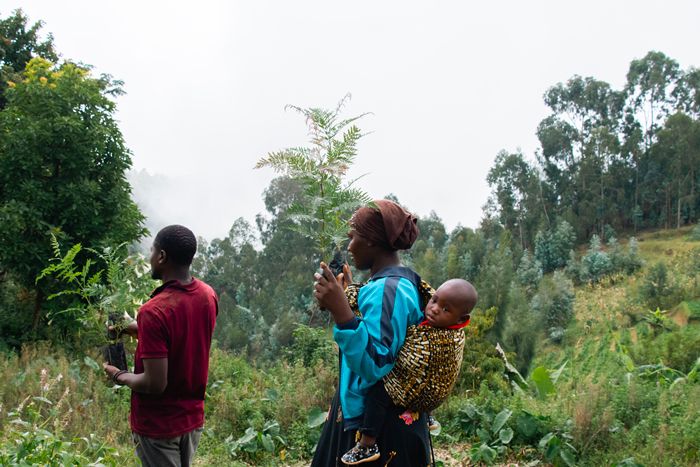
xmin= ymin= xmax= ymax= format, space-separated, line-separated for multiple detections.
xmin=255 ymin=94 xmax=371 ymax=270
xmin=35 ymin=234 xmax=156 ymax=351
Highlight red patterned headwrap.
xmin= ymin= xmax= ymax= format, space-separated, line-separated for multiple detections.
xmin=350 ymin=200 xmax=419 ymax=251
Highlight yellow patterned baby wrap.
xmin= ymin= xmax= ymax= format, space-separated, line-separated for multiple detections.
xmin=345 ymin=280 xmax=466 ymax=413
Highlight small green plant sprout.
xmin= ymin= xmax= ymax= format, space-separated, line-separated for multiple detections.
xmin=255 ymin=94 xmax=372 ymax=263
xmin=459 ymin=404 xmax=514 ymax=465
xmin=539 ymin=427 xmax=577 ymax=467
xmin=643 ymin=307 xmax=672 ymax=330
xmin=225 ymin=420 xmax=287 ymax=460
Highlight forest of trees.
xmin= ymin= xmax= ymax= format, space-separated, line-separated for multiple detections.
xmin=0 ymin=8 xmax=699 ymax=466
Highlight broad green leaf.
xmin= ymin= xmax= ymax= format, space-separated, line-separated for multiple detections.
xmin=237 ymin=427 xmax=257 ymax=445
xmin=539 ymin=432 xmax=555 ymax=449
xmin=84 ymin=356 xmax=100 ymax=371
xmin=516 ymin=412 xmax=538 ymax=438
xmin=261 ymin=433 xmax=274 ymax=452
xmin=492 ymin=408 xmax=512 ymax=434
xmin=531 ymin=366 xmax=556 ymax=398
xmin=560 ymin=448 xmax=576 ymax=466
xmin=307 ymin=408 xmax=327 ymax=428
xmin=476 ymin=443 xmax=497 ymax=463
xmin=263 ymin=420 xmax=280 ymax=436
xmin=476 ymin=427 xmax=491 ymax=443
xmin=499 ymin=427 xmax=514 ymax=444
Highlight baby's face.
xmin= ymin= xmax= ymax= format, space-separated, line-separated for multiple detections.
xmin=423 ymin=283 xmax=467 ymax=328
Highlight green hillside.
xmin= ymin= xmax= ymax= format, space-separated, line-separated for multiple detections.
xmin=430 ymin=228 xmax=700 ymax=466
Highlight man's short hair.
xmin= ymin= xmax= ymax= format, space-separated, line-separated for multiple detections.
xmin=154 ymin=225 xmax=197 ymax=266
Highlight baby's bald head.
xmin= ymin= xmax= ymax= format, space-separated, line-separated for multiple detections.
xmin=439 ymin=279 xmax=478 ymax=319
xmin=424 ymin=278 xmax=479 ymax=328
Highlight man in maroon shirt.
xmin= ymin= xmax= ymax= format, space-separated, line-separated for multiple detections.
xmin=103 ymin=225 xmax=218 ymax=467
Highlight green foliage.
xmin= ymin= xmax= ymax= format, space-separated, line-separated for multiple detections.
xmin=224 ymin=420 xmax=287 ymax=462
xmin=212 ymin=295 xmax=266 ymax=355
xmin=690 ymin=223 xmax=700 ymax=241
xmin=0 ymin=55 xmax=145 ymax=337
xmin=286 ymin=324 xmax=335 ymax=368
xmin=255 ymin=95 xmax=371 ymax=258
xmin=1 ymin=386 xmax=123 ymax=466
xmin=516 ymin=250 xmax=543 ymax=296
xmin=457 ymin=307 xmax=509 ymax=393
xmin=476 ymin=233 xmax=514 ymax=339
xmin=534 ymin=221 xmax=575 ymax=273
xmin=0 ymin=9 xmax=58 ymax=109
xmin=490 ymin=51 xmax=700 ymax=251
xmin=0 ymin=347 xmax=135 ymax=465
xmin=639 ymin=261 xmax=678 ymax=310
xmin=531 ymin=271 xmax=574 ymax=341
xmin=530 ymin=361 xmax=568 ymax=399
xmin=455 ymin=395 xmax=576 ymax=466
xmin=580 ymin=234 xmax=613 ymax=283
xmin=629 ymin=325 xmax=700 ymax=375
xmin=34 ymin=236 xmax=155 ymax=348
xmin=502 ymin=284 xmax=538 ymax=374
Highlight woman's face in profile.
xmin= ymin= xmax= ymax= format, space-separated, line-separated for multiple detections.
xmin=347 ymin=229 xmax=373 ymax=270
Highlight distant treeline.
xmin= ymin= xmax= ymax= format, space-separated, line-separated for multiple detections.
xmin=487 ymin=51 xmax=700 ymax=247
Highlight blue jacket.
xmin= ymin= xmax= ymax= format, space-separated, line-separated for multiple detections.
xmin=333 ymin=266 xmax=424 ymax=430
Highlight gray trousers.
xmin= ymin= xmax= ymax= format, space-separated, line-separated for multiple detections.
xmin=132 ymin=427 xmax=203 ymax=467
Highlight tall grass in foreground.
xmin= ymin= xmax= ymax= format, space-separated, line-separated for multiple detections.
xmin=0 ymin=342 xmax=337 ymax=466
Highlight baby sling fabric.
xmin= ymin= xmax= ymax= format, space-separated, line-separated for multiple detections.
xmin=345 ymin=280 xmax=466 ymax=413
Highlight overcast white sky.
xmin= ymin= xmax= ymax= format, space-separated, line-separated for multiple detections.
xmin=10 ymin=1 xmax=700 ymax=241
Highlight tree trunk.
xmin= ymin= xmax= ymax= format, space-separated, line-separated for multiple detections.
xmin=32 ymin=287 xmax=44 ymax=334
xmin=677 ymin=179 xmax=682 ymax=229
xmin=665 ymin=186 xmax=670 ymax=230
xmin=634 ymin=163 xmax=639 ymax=233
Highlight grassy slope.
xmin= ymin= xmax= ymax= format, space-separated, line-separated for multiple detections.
xmin=428 ymin=228 xmax=700 ymax=466
xmin=526 ymin=228 xmax=700 ymax=466
xmin=1 ymin=228 xmax=698 ymax=466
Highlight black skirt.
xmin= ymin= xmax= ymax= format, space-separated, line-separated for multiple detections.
xmin=311 ymin=386 xmax=432 ymax=467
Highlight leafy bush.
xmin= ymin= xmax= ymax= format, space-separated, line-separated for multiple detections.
xmin=502 ymin=285 xmax=538 ymax=374
xmin=629 ymin=326 xmax=700 ymax=374
xmin=639 ymin=262 xmax=678 ymax=310
xmin=516 ymin=250 xmax=543 ymax=296
xmin=455 ymin=396 xmax=576 ymax=466
xmin=285 ymin=324 xmax=335 ymax=368
xmin=580 ymin=235 xmax=613 ymax=283
xmin=35 ymin=236 xmax=155 ymax=348
xmin=457 ymin=307 xmax=509 ymax=393
xmin=531 ymin=272 xmax=575 ymax=334
xmin=534 ymin=221 xmax=576 ymax=273
xmin=689 ymin=223 xmax=700 ymax=241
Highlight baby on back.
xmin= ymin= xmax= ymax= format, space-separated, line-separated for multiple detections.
xmin=342 ymin=278 xmax=478 ymax=465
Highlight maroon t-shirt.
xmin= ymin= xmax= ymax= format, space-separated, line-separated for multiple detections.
xmin=130 ymin=278 xmax=218 ymax=438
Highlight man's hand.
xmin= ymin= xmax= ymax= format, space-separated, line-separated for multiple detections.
xmin=314 ymin=262 xmax=354 ymax=325
xmin=102 ymin=359 xmax=168 ymax=394
xmin=103 ymin=363 xmax=122 ymax=382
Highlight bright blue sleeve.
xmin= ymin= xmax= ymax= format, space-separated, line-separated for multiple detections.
xmin=333 ymin=277 xmax=421 ymax=385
